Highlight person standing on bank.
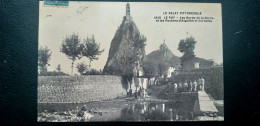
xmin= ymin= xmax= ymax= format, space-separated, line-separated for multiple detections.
xmin=138 ymin=87 xmax=142 ymax=97
xmin=135 ymin=90 xmax=138 ymax=99
xmin=189 ymin=81 xmax=193 ymax=92
xmin=173 ymin=83 xmax=178 ymax=93
xmin=193 ymin=80 xmax=197 ymax=92
xmin=178 ymin=82 xmax=183 ymax=92
xmin=201 ymin=78 xmax=205 ymax=91
xmin=198 ymin=78 xmax=202 ymax=91
xmin=129 ymin=88 xmax=132 ymax=97
xmin=184 ymin=81 xmax=188 ymax=92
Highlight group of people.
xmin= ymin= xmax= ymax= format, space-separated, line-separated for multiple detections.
xmin=127 ymin=87 xmax=147 ymax=99
xmin=135 ymin=87 xmax=148 ymax=99
xmin=172 ymin=78 xmax=205 ymax=93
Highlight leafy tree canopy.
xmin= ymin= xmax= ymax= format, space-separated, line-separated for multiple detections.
xmin=61 ymin=33 xmax=83 ymax=61
xmin=142 ymin=60 xmax=158 ymax=79
xmin=38 ymin=46 xmax=52 ymax=67
xmin=61 ymin=33 xmax=83 ymax=76
xmin=178 ymin=36 xmax=197 ymax=66
xmin=38 ymin=46 xmax=52 ymax=75
xmin=82 ymin=35 xmax=104 ymax=70
xmin=82 ymin=35 xmax=104 ymax=62
xmin=158 ymin=62 xmax=169 ymax=77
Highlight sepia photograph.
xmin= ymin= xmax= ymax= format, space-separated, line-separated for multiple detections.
xmin=37 ymin=1 xmax=223 ymax=122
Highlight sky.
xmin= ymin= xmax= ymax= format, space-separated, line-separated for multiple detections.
xmin=39 ymin=1 xmax=222 ymax=75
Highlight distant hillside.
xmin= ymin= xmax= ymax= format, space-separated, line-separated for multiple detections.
xmin=146 ymin=42 xmax=214 ymax=70
xmin=146 ymin=43 xmax=181 ymax=68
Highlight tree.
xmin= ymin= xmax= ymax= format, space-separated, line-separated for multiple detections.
xmin=56 ymin=64 xmax=61 ymax=73
xmin=133 ymin=35 xmax=146 ymax=53
xmin=117 ymin=55 xmax=136 ymax=90
xmin=38 ymin=46 xmax=52 ymax=75
xmin=82 ymin=35 xmax=104 ymax=70
xmin=61 ymin=33 xmax=83 ymax=76
xmin=158 ymin=63 xmax=169 ymax=77
xmin=115 ymin=56 xmax=134 ymax=94
xmin=134 ymin=78 xmax=140 ymax=91
xmin=133 ymin=35 xmax=147 ymax=72
xmin=142 ymin=60 xmax=158 ymax=85
xmin=76 ymin=62 xmax=88 ymax=75
xmin=178 ymin=36 xmax=197 ymax=68
xmin=121 ymin=75 xmax=129 ymax=94
xmin=108 ymin=51 xmax=138 ymax=92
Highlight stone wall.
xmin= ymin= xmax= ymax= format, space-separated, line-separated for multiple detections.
xmin=171 ymin=66 xmax=223 ymax=100
xmin=38 ymin=75 xmax=126 ymax=103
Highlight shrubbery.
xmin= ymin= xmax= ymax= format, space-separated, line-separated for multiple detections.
xmin=38 ymin=71 xmax=69 ymax=76
xmin=83 ymin=69 xmax=103 ymax=75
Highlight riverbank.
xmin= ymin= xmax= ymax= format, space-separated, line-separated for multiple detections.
xmin=38 ymin=86 xmax=223 ymax=121
xmin=38 ymin=96 xmax=170 ymax=122
xmin=38 ymin=96 xmax=130 ymax=122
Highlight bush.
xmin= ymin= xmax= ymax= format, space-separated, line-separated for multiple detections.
xmin=39 ymin=71 xmax=69 ymax=76
xmin=83 ymin=69 xmax=102 ymax=75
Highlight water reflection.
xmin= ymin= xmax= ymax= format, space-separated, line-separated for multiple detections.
xmin=117 ymin=101 xmax=194 ymax=121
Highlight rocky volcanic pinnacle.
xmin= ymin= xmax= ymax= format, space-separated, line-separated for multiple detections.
xmin=103 ymin=4 xmax=146 ymax=75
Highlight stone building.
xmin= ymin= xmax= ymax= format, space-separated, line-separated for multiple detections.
xmin=167 ymin=67 xmax=175 ymax=78
xmin=182 ymin=57 xmax=214 ymax=70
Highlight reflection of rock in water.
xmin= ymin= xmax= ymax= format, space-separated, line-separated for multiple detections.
xmin=117 ymin=101 xmax=195 ymax=121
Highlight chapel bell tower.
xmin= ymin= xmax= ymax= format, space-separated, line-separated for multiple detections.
xmin=126 ymin=3 xmax=130 ymax=16
xmin=125 ymin=3 xmax=132 ymax=21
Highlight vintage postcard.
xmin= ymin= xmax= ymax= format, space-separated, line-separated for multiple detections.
xmin=38 ymin=1 xmax=223 ymax=121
